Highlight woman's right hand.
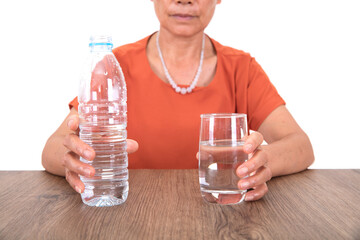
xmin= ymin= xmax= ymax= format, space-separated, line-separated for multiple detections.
xmin=62 ymin=112 xmax=95 ymax=194
xmin=62 ymin=111 xmax=138 ymax=194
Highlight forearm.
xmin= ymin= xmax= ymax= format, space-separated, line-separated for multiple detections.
xmin=42 ymin=134 xmax=66 ymax=177
xmin=263 ymin=132 xmax=314 ymax=177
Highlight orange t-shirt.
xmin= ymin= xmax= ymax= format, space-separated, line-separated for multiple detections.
xmin=70 ymin=34 xmax=285 ymax=169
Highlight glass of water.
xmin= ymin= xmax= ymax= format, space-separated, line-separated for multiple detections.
xmin=199 ymin=113 xmax=248 ymax=205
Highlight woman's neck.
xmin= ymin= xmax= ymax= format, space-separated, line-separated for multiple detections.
xmin=156 ymin=28 xmax=205 ymax=64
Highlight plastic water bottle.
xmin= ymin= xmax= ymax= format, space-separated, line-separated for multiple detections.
xmin=78 ymin=35 xmax=128 ymax=207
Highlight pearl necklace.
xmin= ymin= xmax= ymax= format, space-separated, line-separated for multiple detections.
xmin=156 ymin=31 xmax=205 ymax=94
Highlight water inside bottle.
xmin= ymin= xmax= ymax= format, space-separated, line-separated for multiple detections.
xmin=79 ymin=123 xmax=128 ymax=207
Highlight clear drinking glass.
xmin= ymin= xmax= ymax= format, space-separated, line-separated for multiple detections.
xmin=199 ymin=113 xmax=248 ymax=205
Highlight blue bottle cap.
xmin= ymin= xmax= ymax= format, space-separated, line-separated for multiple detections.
xmin=89 ymin=35 xmax=114 ymax=48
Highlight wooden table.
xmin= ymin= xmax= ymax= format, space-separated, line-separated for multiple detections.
xmin=0 ymin=169 xmax=359 ymax=239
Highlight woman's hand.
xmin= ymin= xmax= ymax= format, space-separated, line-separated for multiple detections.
xmin=236 ymin=131 xmax=272 ymax=201
xmin=62 ymin=112 xmax=139 ymax=194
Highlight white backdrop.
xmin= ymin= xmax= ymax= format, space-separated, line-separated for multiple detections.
xmin=0 ymin=0 xmax=359 ymax=170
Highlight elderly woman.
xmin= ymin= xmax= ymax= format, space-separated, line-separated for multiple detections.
xmin=42 ymin=0 xmax=314 ymax=202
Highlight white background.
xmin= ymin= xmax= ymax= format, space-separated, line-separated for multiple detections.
xmin=0 ymin=0 xmax=359 ymax=170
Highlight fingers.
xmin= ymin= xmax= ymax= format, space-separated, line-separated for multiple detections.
xmin=236 ymin=147 xmax=268 ymax=179
xmin=63 ymin=133 xmax=95 ymax=161
xmin=126 ymin=139 xmax=139 ymax=154
xmin=65 ymin=169 xmax=85 ymax=194
xmin=236 ymin=139 xmax=272 ymax=202
xmin=62 ymin=151 xmax=95 ymax=178
xmin=243 ymin=131 xmax=264 ymax=154
xmin=244 ymin=183 xmax=269 ymax=201
xmin=237 ymin=166 xmax=272 ymax=190
xmin=62 ymin=151 xmax=94 ymax=194
xmin=64 ymin=134 xmax=137 ymax=158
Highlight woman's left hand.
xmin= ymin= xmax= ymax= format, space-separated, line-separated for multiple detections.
xmin=236 ymin=131 xmax=272 ymax=201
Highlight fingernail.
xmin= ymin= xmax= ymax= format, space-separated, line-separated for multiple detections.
xmin=241 ymin=181 xmax=250 ymax=189
xmin=67 ymin=119 xmax=74 ymax=128
xmin=237 ymin=167 xmax=248 ymax=176
xmin=245 ymin=144 xmax=253 ymax=152
xmin=85 ymin=169 xmax=92 ymax=177
xmin=245 ymin=194 xmax=254 ymax=201
xmin=84 ymin=150 xmax=93 ymax=160
xmin=75 ymin=186 xmax=82 ymax=194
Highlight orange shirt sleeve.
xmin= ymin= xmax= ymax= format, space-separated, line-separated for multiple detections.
xmin=69 ymin=96 xmax=79 ymax=111
xmin=245 ymin=57 xmax=285 ymax=131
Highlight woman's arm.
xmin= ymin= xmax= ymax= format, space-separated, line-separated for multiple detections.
xmin=259 ymin=105 xmax=314 ymax=177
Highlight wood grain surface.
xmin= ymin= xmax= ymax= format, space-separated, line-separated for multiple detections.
xmin=0 ymin=169 xmax=359 ymax=239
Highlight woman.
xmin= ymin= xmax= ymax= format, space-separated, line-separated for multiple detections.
xmin=42 ymin=0 xmax=314 ymax=202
